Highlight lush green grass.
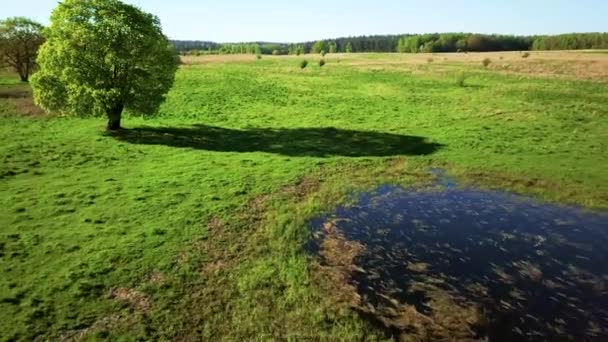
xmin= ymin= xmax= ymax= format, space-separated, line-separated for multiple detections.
xmin=1 ymin=55 xmax=607 ymax=340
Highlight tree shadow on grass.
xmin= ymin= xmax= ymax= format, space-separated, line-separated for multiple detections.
xmin=110 ymin=124 xmax=444 ymax=158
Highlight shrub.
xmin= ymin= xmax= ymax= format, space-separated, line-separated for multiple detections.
xmin=319 ymin=59 xmax=326 ymax=67
xmin=300 ymin=60 xmax=308 ymax=69
xmin=320 ymin=50 xmax=326 ymax=57
xmin=256 ymin=54 xmax=262 ymax=60
xmin=427 ymin=58 xmax=434 ymax=64
xmin=482 ymin=58 xmax=492 ymax=68
xmin=522 ymin=52 xmax=531 ymax=58
xmin=272 ymin=49 xmax=280 ymax=56
xmin=456 ymin=72 xmax=467 ymax=87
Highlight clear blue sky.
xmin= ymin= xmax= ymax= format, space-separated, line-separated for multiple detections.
xmin=3 ymin=0 xmax=607 ymax=42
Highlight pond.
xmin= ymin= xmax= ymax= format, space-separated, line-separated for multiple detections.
xmin=309 ymin=173 xmax=608 ymax=341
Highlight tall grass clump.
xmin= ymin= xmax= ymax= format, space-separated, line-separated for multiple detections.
xmin=300 ymin=60 xmax=308 ymax=69
xmin=427 ymin=58 xmax=434 ymax=64
xmin=482 ymin=58 xmax=492 ymax=68
xmin=522 ymin=52 xmax=531 ymax=58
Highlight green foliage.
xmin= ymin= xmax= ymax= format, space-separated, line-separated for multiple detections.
xmin=328 ymin=42 xmax=337 ymax=53
xmin=300 ymin=60 xmax=308 ymax=69
xmin=312 ymin=40 xmax=327 ymax=54
xmin=320 ymin=50 xmax=327 ymax=57
xmin=272 ymin=49 xmax=280 ymax=56
xmin=0 ymin=17 xmax=44 ymax=82
xmin=173 ymin=33 xmax=608 ymax=56
xmin=532 ymin=33 xmax=608 ymax=50
xmin=319 ymin=59 xmax=326 ymax=67
xmin=345 ymin=41 xmax=353 ymax=53
xmin=482 ymin=58 xmax=492 ymax=68
xmin=288 ymin=44 xmax=305 ymax=56
xmin=30 ymin=0 xmax=178 ymax=130
xmin=218 ymin=43 xmax=261 ymax=55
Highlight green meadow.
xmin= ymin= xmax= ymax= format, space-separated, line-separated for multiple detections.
xmin=1 ymin=53 xmax=607 ymax=340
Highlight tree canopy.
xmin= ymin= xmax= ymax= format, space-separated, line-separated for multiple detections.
xmin=0 ymin=17 xmax=45 ymax=82
xmin=312 ymin=40 xmax=327 ymax=54
xmin=31 ymin=0 xmax=178 ymax=130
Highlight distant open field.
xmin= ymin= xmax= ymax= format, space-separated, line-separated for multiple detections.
xmin=182 ymin=50 xmax=608 ymax=81
xmin=1 ymin=52 xmax=607 ymax=340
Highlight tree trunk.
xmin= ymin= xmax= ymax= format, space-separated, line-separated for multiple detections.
xmin=106 ymin=103 xmax=124 ymax=131
xmin=17 ymin=64 xmax=28 ymax=82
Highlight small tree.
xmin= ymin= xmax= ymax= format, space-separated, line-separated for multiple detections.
xmin=0 ymin=17 xmax=45 ymax=82
xmin=312 ymin=40 xmax=326 ymax=54
xmin=328 ymin=42 xmax=337 ymax=54
xmin=31 ymin=0 xmax=178 ymax=130
xmin=345 ymin=42 xmax=353 ymax=53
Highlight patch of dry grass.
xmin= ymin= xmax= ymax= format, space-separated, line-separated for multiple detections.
xmin=183 ymin=51 xmax=608 ymax=81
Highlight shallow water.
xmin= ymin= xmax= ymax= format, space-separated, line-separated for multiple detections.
xmin=309 ymin=176 xmax=608 ymax=341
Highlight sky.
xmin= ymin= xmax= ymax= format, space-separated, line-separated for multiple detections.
xmin=3 ymin=0 xmax=607 ymax=42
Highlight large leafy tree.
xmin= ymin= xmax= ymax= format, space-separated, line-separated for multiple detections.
xmin=31 ymin=0 xmax=178 ymax=130
xmin=0 ymin=17 xmax=45 ymax=82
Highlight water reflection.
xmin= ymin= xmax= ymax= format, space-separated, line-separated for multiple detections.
xmin=309 ymin=180 xmax=608 ymax=341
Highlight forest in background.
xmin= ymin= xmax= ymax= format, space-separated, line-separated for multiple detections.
xmin=172 ymin=32 xmax=608 ymax=55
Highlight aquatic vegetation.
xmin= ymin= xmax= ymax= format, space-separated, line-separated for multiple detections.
xmin=309 ymin=181 xmax=608 ymax=340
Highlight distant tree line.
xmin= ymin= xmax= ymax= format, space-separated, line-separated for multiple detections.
xmin=396 ymin=33 xmax=531 ymax=53
xmin=173 ymin=33 xmax=608 ymax=55
xmin=531 ymin=33 xmax=608 ymax=50
xmin=174 ymin=41 xmax=284 ymax=56
xmin=171 ymin=40 xmax=220 ymax=52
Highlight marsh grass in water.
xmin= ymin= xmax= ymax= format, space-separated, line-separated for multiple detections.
xmin=309 ymin=180 xmax=608 ymax=341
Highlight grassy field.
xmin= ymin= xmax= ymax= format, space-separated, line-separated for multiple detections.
xmin=1 ymin=52 xmax=607 ymax=340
